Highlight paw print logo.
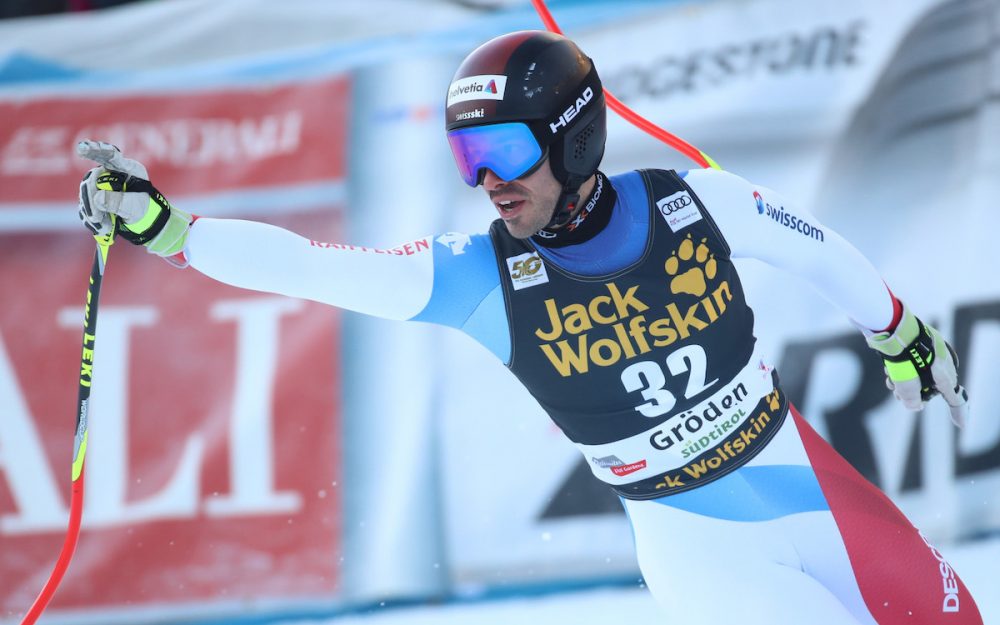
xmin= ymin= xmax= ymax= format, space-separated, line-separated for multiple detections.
xmin=664 ymin=235 xmax=717 ymax=297
xmin=766 ymin=390 xmax=781 ymax=412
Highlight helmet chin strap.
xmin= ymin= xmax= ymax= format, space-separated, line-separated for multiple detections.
xmin=546 ymin=191 xmax=579 ymax=229
xmin=544 ymin=178 xmax=584 ymax=229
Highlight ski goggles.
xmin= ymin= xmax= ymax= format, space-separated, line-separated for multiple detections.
xmin=446 ymin=122 xmax=545 ymax=187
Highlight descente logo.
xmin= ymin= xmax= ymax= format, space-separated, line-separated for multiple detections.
xmin=920 ymin=532 xmax=961 ymax=613
xmin=447 ymin=75 xmax=508 ymax=106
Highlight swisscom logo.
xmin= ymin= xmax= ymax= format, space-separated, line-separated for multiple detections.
xmin=447 ymin=75 xmax=508 ymax=107
xmin=753 ymin=189 xmax=825 ymax=242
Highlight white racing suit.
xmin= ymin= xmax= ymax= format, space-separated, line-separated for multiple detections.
xmin=181 ymin=167 xmax=982 ymax=625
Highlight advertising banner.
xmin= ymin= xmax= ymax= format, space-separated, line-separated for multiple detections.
xmin=0 ymin=74 xmax=350 ymax=621
xmin=0 ymin=76 xmax=349 ymax=216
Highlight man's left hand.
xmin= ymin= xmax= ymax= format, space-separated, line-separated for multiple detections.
xmin=867 ymin=303 xmax=969 ymax=427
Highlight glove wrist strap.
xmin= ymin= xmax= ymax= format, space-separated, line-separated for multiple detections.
xmin=882 ymin=318 xmax=938 ymax=401
xmin=114 ymin=178 xmax=172 ymax=245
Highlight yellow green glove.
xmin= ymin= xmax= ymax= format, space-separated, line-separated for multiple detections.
xmin=76 ymin=140 xmax=192 ymax=265
xmin=866 ymin=302 xmax=969 ymax=427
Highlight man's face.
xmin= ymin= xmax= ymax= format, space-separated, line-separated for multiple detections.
xmin=483 ymin=158 xmax=562 ymax=239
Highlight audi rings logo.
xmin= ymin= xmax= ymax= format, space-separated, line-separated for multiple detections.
xmin=656 ymin=190 xmax=702 ymax=233
xmin=659 ymin=194 xmax=692 ymax=215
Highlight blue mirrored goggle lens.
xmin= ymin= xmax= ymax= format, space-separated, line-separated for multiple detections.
xmin=446 ymin=122 xmax=544 ymax=187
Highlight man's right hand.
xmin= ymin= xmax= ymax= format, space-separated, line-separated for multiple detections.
xmin=76 ymin=140 xmax=193 ymax=265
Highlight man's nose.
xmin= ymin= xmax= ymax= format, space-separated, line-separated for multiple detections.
xmin=482 ymin=169 xmax=505 ymax=191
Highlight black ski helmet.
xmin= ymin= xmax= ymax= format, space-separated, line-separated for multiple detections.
xmin=445 ymin=30 xmax=607 ymax=228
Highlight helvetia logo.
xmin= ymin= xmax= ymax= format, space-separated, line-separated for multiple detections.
xmin=447 ymin=75 xmax=508 ymax=107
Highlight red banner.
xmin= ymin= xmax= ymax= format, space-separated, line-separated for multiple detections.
xmin=0 ymin=76 xmax=349 ymax=204
xmin=0 ymin=75 xmax=350 ymax=619
xmin=0 ymin=216 xmax=343 ymax=616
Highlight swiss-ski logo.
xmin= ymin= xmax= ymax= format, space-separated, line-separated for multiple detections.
xmin=454 ymin=108 xmax=485 ymax=122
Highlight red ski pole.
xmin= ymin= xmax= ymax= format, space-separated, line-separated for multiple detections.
xmin=530 ymin=0 xmax=721 ymax=170
xmin=20 ymin=226 xmax=115 ymax=625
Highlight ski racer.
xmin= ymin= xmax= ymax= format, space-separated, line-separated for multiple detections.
xmin=76 ymin=30 xmax=981 ymax=625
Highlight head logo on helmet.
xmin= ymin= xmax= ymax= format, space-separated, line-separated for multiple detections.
xmin=445 ymin=30 xmax=607 ymax=228
xmin=549 ymin=86 xmax=595 ymax=134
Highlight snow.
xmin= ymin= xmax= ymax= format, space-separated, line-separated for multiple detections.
xmin=271 ymin=536 xmax=1000 ymax=625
